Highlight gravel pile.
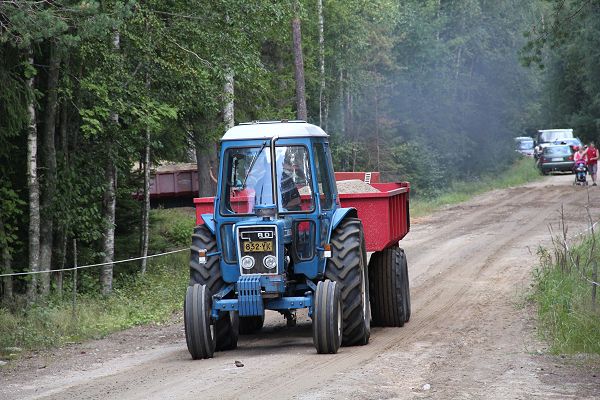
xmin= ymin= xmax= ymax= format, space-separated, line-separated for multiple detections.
xmin=336 ymin=179 xmax=380 ymax=194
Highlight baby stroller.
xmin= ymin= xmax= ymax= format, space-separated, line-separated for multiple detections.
xmin=573 ymin=160 xmax=588 ymax=186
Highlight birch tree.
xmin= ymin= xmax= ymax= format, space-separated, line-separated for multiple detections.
xmin=26 ymin=54 xmax=40 ymax=303
xmin=292 ymin=0 xmax=308 ymax=121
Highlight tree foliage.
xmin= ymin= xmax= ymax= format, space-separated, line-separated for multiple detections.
xmin=522 ymin=0 xmax=600 ymax=143
xmin=0 ymin=0 xmax=546 ymax=300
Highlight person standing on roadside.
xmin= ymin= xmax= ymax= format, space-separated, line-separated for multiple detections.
xmin=586 ymin=142 xmax=599 ymax=186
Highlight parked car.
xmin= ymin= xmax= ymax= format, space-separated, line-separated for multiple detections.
xmin=514 ymin=136 xmax=534 ymax=157
xmin=553 ymin=137 xmax=582 ymax=150
xmin=538 ymin=144 xmax=574 ymax=175
xmin=534 ymin=128 xmax=574 ymax=159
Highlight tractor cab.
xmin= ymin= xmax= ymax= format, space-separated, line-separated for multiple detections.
xmin=214 ymin=121 xmax=337 ymax=286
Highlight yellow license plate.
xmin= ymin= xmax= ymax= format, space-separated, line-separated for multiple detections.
xmin=243 ymin=241 xmax=273 ymax=252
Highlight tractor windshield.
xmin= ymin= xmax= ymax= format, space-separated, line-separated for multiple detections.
xmin=222 ymin=145 xmax=314 ymax=215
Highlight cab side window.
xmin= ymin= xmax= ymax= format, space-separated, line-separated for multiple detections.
xmin=313 ymin=143 xmax=334 ymax=210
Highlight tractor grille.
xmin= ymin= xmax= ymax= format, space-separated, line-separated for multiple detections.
xmin=236 ymin=226 xmax=278 ymax=275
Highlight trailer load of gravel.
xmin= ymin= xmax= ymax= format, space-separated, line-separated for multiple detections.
xmin=336 ymin=179 xmax=381 ymax=194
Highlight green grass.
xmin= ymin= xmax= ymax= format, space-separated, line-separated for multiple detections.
xmin=411 ymin=157 xmax=542 ymax=217
xmin=0 ymin=253 xmax=188 ymax=355
xmin=0 ymin=207 xmax=195 ymax=357
xmin=532 ymin=239 xmax=600 ymax=354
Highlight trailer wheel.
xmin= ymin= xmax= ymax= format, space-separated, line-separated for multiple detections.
xmin=184 ymin=284 xmax=216 ymax=359
xmin=400 ymin=249 xmax=411 ymax=322
xmin=313 ymin=279 xmax=342 ymax=354
xmin=368 ymin=246 xmax=409 ymax=326
xmin=189 ymin=225 xmax=238 ymax=350
xmin=325 ymin=218 xmax=370 ymax=346
xmin=238 ymin=315 xmax=265 ymax=335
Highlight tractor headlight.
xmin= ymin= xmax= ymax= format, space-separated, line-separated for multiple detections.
xmin=263 ymin=255 xmax=277 ymax=270
xmin=241 ymin=255 xmax=255 ymax=270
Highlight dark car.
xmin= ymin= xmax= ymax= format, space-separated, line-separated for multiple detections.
xmin=538 ymin=145 xmax=574 ymax=175
xmin=553 ymin=137 xmax=582 ymax=149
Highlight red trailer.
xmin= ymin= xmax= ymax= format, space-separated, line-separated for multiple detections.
xmin=193 ymin=176 xmax=410 ymax=253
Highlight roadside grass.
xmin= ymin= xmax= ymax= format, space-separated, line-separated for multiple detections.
xmin=0 ymin=253 xmax=188 ymax=356
xmin=411 ymin=157 xmax=541 ymax=217
xmin=532 ymin=237 xmax=600 ymax=354
xmin=0 ymin=207 xmax=195 ymax=357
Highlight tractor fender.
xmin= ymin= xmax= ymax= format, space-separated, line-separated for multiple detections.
xmin=200 ymin=214 xmax=216 ymax=235
xmin=328 ymin=207 xmax=358 ymax=242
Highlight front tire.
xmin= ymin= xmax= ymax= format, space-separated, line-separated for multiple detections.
xmin=325 ymin=218 xmax=370 ymax=346
xmin=184 ymin=284 xmax=216 ymax=359
xmin=313 ymin=280 xmax=342 ymax=354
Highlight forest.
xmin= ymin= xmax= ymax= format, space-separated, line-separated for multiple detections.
xmin=0 ymin=0 xmax=597 ymax=304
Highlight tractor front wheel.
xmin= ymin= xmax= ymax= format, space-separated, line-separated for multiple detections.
xmin=313 ymin=279 xmax=342 ymax=354
xmin=184 ymin=284 xmax=216 ymax=359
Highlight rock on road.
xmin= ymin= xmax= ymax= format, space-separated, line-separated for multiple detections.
xmin=2 ymin=174 xmax=600 ymax=399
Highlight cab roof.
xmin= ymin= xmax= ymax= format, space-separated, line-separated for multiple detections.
xmin=221 ymin=121 xmax=328 ymax=141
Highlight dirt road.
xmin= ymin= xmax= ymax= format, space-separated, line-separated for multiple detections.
xmin=2 ymin=174 xmax=600 ymax=399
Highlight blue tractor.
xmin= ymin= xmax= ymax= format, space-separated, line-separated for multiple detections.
xmin=184 ymin=121 xmax=410 ymax=358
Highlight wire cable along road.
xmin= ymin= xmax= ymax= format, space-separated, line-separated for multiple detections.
xmin=1 ymin=175 xmax=599 ymax=399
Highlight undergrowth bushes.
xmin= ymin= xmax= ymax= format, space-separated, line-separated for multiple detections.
xmin=532 ymin=225 xmax=600 ymax=354
xmin=0 ymin=253 xmax=188 ymax=355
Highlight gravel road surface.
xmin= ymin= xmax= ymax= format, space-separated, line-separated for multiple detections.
xmin=2 ymin=174 xmax=599 ymax=399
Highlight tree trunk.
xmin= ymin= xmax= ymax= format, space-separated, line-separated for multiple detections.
xmin=317 ymin=0 xmax=325 ymax=127
xmin=195 ymin=143 xmax=214 ymax=197
xmin=0 ymin=219 xmax=13 ymax=302
xmin=54 ymin=93 xmax=70 ymax=295
xmin=101 ymin=159 xmax=116 ymax=295
xmin=339 ymin=69 xmax=345 ymax=134
xmin=101 ymin=31 xmax=120 ymax=295
xmin=292 ymin=0 xmax=308 ymax=121
xmin=26 ymin=54 xmax=40 ymax=304
xmin=374 ymin=84 xmax=380 ymax=171
xmin=39 ymin=43 xmax=61 ymax=297
xmin=139 ymin=129 xmax=150 ymax=275
xmin=224 ymin=70 xmax=235 ymax=130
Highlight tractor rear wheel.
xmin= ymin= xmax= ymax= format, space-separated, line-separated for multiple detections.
xmin=313 ymin=279 xmax=342 ymax=354
xmin=325 ymin=218 xmax=370 ymax=346
xmin=238 ymin=315 xmax=265 ymax=335
xmin=368 ymin=246 xmax=409 ymax=326
xmin=184 ymin=284 xmax=216 ymax=359
xmin=189 ymin=225 xmax=238 ymax=351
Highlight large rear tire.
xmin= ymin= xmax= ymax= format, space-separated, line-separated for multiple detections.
xmin=189 ymin=225 xmax=237 ymax=351
xmin=184 ymin=284 xmax=216 ymax=359
xmin=313 ymin=279 xmax=342 ymax=354
xmin=368 ymin=246 xmax=410 ymax=326
xmin=325 ymin=218 xmax=370 ymax=346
